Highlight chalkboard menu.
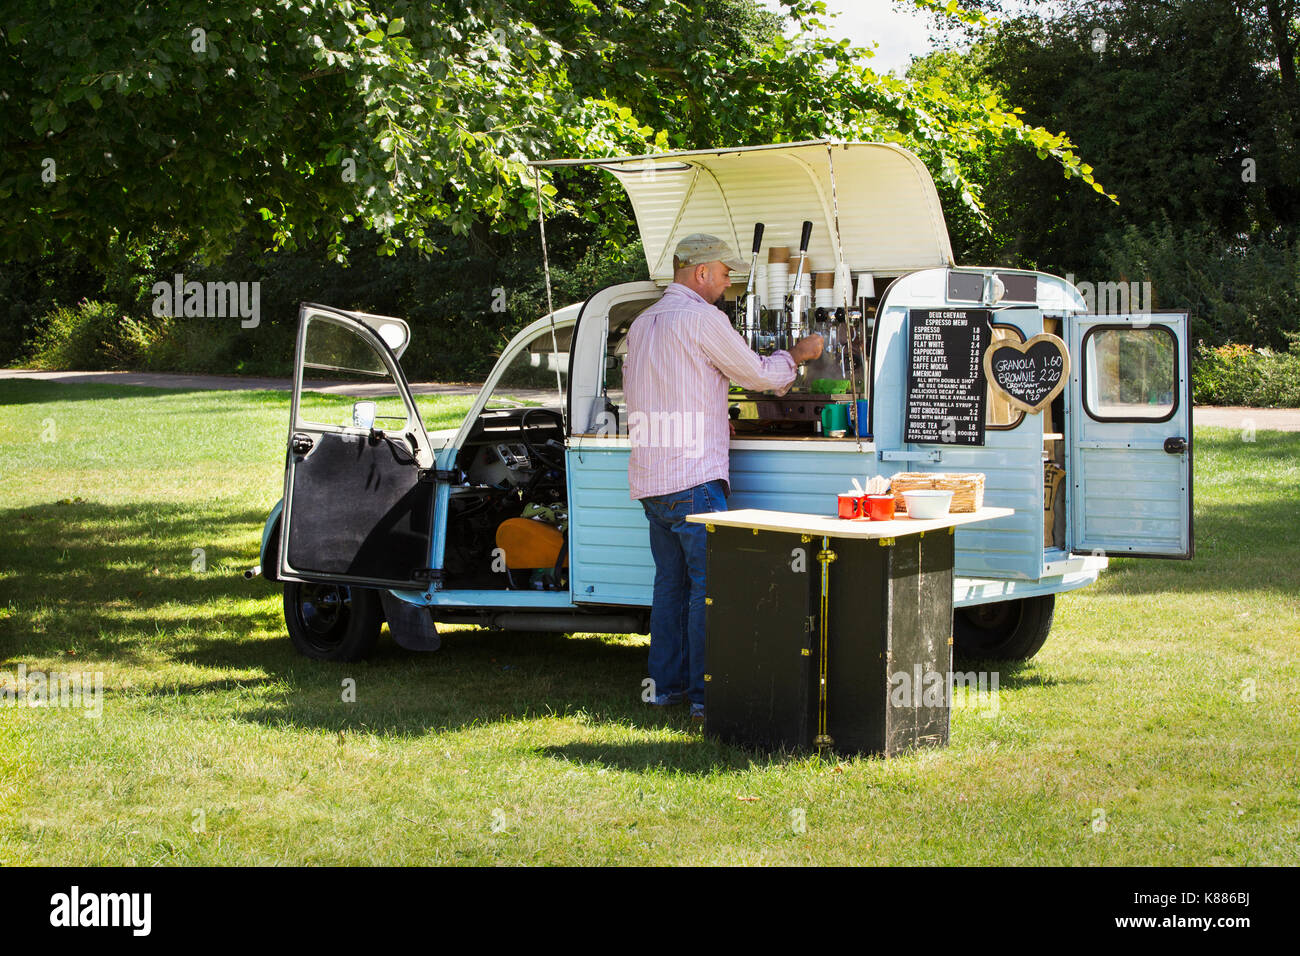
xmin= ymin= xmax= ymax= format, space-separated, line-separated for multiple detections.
xmin=904 ymin=309 xmax=989 ymax=446
xmin=983 ymin=332 xmax=1070 ymax=414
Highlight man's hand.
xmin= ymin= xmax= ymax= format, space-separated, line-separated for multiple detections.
xmin=789 ymin=333 xmax=824 ymax=365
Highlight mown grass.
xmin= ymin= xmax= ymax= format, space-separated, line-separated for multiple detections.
xmin=1 ymin=380 xmax=1297 ymax=865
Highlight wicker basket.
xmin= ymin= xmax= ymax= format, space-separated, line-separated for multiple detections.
xmin=891 ymin=472 xmax=985 ymax=514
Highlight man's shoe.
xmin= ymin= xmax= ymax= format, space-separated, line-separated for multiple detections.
xmin=650 ymin=691 xmax=684 ymax=707
xmin=689 ymin=702 xmax=705 ymax=721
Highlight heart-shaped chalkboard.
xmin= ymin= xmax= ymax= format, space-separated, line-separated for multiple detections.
xmin=982 ymin=333 xmax=1070 ymax=414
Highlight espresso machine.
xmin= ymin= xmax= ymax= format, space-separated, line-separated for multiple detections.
xmin=728 ymin=220 xmax=869 ymax=435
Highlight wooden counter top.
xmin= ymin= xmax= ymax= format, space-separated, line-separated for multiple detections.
xmin=684 ymin=506 xmax=1015 ymax=540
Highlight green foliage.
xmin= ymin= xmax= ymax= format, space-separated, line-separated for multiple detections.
xmin=0 ymin=0 xmax=656 ymax=265
xmin=18 ymin=217 xmax=649 ymax=381
xmin=970 ymin=0 xmax=1298 ymax=275
xmin=26 ymin=300 xmax=163 ymax=370
xmin=1099 ymin=222 xmax=1300 ymax=350
xmin=2 ymin=0 xmax=1111 ymax=268
xmin=3 ymin=0 xmax=1131 ymax=380
xmin=1192 ymin=342 xmax=1300 ymax=407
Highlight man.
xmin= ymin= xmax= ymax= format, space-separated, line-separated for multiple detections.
xmin=624 ymin=233 xmax=824 ymax=721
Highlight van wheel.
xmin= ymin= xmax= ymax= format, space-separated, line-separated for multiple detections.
xmin=953 ymin=595 xmax=1054 ymax=663
xmin=284 ymin=581 xmax=382 ymax=661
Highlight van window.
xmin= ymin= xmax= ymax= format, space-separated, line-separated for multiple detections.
xmin=1083 ymin=326 xmax=1177 ymax=421
xmin=485 ymin=325 xmax=571 ymax=409
xmin=298 ymin=314 xmax=409 ymax=429
xmin=985 ymin=323 xmax=1026 ymax=429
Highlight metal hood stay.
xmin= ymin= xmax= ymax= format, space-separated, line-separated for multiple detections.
xmin=532 ymin=140 xmax=955 ymax=282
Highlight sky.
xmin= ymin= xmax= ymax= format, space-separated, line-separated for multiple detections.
xmin=757 ymin=0 xmax=952 ymax=75
xmin=756 ymin=0 xmax=1059 ymax=75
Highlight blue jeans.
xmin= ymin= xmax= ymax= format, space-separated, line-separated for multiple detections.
xmin=639 ymin=479 xmax=728 ymax=706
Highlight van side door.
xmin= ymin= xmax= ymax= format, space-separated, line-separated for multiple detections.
xmin=1065 ymin=313 xmax=1192 ymax=558
xmin=278 ymin=304 xmax=439 ymax=588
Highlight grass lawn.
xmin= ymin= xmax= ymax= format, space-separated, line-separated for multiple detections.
xmin=1 ymin=379 xmax=1297 ymax=865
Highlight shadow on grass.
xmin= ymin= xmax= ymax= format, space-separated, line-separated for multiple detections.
xmin=0 ymin=498 xmax=709 ymax=750
xmin=538 ymin=739 xmax=806 ymax=774
xmin=0 ymin=498 xmax=279 ymax=660
xmin=954 ymin=660 xmax=1093 ymax=690
xmin=17 ymin=445 xmax=1290 ymax=774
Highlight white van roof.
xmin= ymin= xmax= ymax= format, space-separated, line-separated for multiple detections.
xmin=532 ymin=140 xmax=954 ymax=282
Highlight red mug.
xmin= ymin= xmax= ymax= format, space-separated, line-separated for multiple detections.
xmin=866 ymin=494 xmax=896 ymax=521
xmin=837 ymin=493 xmax=863 ymax=519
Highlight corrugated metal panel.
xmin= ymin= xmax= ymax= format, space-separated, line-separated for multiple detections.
xmin=566 ymin=445 xmax=886 ymax=607
xmin=601 ymin=142 xmax=953 ymax=282
xmin=1076 ymin=449 xmax=1186 ymax=552
xmin=1067 ymin=314 xmax=1192 ymax=557
xmin=873 ymin=296 xmax=1047 ymax=581
xmin=728 ymin=448 xmax=879 ymax=514
xmin=567 ymin=447 xmax=656 ymax=605
xmin=918 ymin=431 xmax=1044 ymax=582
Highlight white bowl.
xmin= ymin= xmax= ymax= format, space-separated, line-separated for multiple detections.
xmin=902 ymin=489 xmax=953 ymax=520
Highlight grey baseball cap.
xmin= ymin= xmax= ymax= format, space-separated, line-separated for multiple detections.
xmin=672 ymin=233 xmax=747 ymax=271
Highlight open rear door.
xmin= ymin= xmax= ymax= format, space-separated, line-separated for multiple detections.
xmin=1066 ymin=313 xmax=1192 ymax=558
xmin=278 ymin=303 xmax=439 ymax=588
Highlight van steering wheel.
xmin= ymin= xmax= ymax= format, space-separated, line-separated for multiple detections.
xmin=520 ymin=407 xmax=566 ymax=471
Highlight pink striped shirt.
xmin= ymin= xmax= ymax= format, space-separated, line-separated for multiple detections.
xmin=625 ymin=283 xmax=797 ymax=499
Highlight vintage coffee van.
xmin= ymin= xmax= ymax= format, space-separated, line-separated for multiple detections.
xmin=253 ymin=140 xmax=1191 ymax=664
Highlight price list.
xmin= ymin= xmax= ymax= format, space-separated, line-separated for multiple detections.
xmin=904 ymin=309 xmax=989 ymax=446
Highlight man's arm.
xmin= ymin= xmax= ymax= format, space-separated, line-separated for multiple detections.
xmin=698 ymin=311 xmax=824 ymax=396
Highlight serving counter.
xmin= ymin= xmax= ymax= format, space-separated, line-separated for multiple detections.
xmin=684 ymin=507 xmax=1013 ymax=756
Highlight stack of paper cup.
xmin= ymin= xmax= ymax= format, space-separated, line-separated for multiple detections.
xmin=814 ymin=271 xmax=835 ymax=309
xmin=754 ymin=264 xmax=768 ymax=306
xmin=791 ymin=266 xmax=812 ymax=297
xmin=855 ymin=272 xmax=876 ymax=301
xmin=767 ymin=247 xmax=789 ymax=307
xmin=832 ymin=263 xmax=853 ymax=309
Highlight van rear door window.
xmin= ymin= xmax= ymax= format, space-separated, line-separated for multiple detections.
xmin=1082 ymin=326 xmax=1178 ymax=421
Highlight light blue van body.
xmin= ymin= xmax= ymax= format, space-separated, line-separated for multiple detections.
xmin=262 ymin=269 xmax=1192 ymax=628
xmin=262 ymin=142 xmax=1192 ymax=653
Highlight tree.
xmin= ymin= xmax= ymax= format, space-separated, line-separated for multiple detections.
xmin=1 ymin=0 xmax=1112 ymax=267
xmin=962 ymin=0 xmax=1299 ymax=273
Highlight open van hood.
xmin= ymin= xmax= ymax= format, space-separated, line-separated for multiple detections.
xmin=533 ymin=140 xmax=954 ymax=282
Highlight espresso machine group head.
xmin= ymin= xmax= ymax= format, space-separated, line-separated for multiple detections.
xmin=787 ymin=220 xmax=814 ymax=342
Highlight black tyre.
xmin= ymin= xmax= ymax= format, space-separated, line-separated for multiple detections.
xmin=283 ymin=581 xmax=382 ymax=661
xmin=953 ymin=595 xmax=1055 ymax=663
